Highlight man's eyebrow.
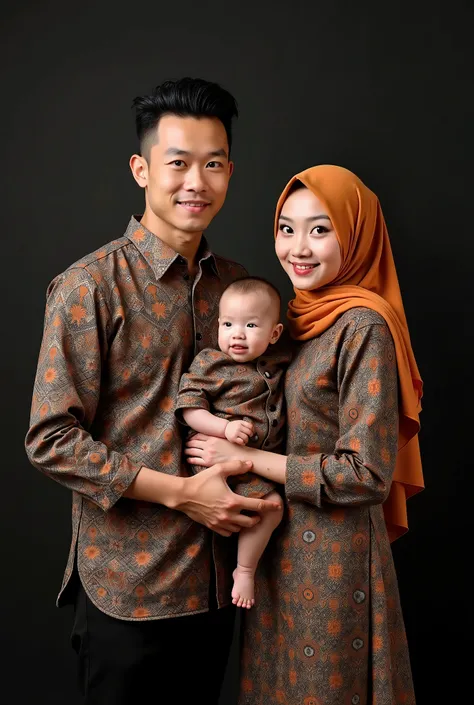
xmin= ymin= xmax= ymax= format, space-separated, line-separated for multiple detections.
xmin=164 ymin=147 xmax=228 ymax=158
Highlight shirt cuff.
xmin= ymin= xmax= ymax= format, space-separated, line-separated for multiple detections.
xmin=174 ymin=395 xmax=210 ymax=424
xmin=94 ymin=455 xmax=143 ymax=511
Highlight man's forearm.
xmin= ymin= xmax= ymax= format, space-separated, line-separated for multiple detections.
xmin=183 ymin=408 xmax=228 ymax=438
xmin=123 ymin=466 xmax=186 ymax=508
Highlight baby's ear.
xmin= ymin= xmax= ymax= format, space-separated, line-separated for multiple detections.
xmin=271 ymin=323 xmax=284 ymax=343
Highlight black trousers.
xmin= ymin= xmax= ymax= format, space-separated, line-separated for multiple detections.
xmin=71 ymin=581 xmax=236 ymax=705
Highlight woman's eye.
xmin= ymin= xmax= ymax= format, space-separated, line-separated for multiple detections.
xmin=279 ymin=224 xmax=293 ymax=234
xmin=312 ymin=225 xmax=329 ymax=235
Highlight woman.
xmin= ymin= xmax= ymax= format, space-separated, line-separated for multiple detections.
xmin=186 ymin=165 xmax=424 ymax=704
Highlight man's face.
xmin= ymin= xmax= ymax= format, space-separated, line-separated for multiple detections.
xmin=134 ymin=114 xmax=233 ymax=241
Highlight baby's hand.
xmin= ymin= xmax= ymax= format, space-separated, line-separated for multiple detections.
xmin=224 ymin=420 xmax=254 ymax=445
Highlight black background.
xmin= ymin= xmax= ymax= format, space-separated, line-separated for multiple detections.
xmin=1 ymin=1 xmax=472 ymax=703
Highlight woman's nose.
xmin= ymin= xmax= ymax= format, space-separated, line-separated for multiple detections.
xmin=291 ymin=235 xmax=312 ymax=258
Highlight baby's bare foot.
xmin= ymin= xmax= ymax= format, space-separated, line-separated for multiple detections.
xmin=232 ymin=565 xmax=255 ymax=609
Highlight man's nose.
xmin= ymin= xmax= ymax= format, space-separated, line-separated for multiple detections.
xmin=184 ymin=166 xmax=207 ymax=193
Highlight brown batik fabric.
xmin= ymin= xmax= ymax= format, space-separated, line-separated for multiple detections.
xmin=25 ymin=216 xmax=247 ymax=621
xmin=239 ymin=308 xmax=416 ymax=705
xmin=176 ymin=345 xmax=291 ymax=498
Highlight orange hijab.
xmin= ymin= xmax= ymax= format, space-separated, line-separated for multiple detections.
xmin=275 ymin=165 xmax=424 ymax=541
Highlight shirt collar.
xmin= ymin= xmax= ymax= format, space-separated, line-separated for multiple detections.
xmin=124 ymin=216 xmax=220 ymax=280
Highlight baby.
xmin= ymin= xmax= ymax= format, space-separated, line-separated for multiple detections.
xmin=176 ymin=277 xmax=289 ymax=608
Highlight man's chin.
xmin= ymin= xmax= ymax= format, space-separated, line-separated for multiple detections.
xmin=177 ymin=218 xmax=212 ymax=234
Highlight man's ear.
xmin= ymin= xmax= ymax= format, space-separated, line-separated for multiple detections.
xmin=129 ymin=153 xmax=148 ymax=189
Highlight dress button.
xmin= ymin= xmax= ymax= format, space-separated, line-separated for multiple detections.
xmin=352 ymin=696 xmax=360 ymax=705
xmin=353 ymin=589 xmax=366 ymax=604
xmin=271 ymin=419 xmax=278 ymax=427
xmin=251 ymin=434 xmax=259 ymax=443
xmin=269 ymin=404 xmax=276 ymax=412
xmin=302 ymin=530 xmax=316 ymax=543
xmin=260 ymin=360 xmax=266 ymax=366
xmin=196 ymin=333 xmax=202 ymax=341
xmin=352 ymin=638 xmax=364 ymax=651
xmin=303 ymin=645 xmax=315 ymax=657
xmin=264 ymin=371 xmax=271 ymax=379
xmin=183 ymin=273 xmax=190 ymax=281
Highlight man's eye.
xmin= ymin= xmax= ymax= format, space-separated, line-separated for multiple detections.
xmin=207 ymin=161 xmax=223 ymax=168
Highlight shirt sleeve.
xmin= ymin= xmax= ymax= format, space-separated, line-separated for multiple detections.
xmin=285 ymin=322 xmax=399 ymax=507
xmin=175 ymin=350 xmax=229 ymax=421
xmin=25 ymin=268 xmax=142 ymax=511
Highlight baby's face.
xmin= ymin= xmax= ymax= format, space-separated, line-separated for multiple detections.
xmin=218 ymin=290 xmax=282 ymax=362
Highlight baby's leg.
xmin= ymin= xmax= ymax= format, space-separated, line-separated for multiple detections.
xmin=232 ymin=490 xmax=284 ymax=609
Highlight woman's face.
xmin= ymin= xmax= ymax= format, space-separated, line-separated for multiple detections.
xmin=275 ymin=187 xmax=342 ymax=291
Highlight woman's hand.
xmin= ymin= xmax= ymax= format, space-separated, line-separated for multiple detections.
xmin=185 ymin=433 xmax=249 ymax=467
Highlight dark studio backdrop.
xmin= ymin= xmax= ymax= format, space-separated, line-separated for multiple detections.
xmin=1 ymin=1 xmax=472 ymax=703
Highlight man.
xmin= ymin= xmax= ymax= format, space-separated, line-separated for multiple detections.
xmin=25 ymin=77 xmax=280 ymax=705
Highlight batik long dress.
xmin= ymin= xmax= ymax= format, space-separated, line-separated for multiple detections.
xmin=239 ymin=308 xmax=415 ymax=705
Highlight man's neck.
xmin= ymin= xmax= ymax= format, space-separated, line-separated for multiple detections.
xmin=139 ymin=210 xmax=202 ymax=273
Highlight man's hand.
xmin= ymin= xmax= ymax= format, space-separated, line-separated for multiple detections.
xmin=177 ymin=460 xmax=281 ymax=537
xmin=224 ymin=419 xmax=254 ymax=445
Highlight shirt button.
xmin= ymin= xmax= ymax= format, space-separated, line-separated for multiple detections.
xmin=196 ymin=333 xmax=202 ymax=341
xmin=302 ymin=530 xmax=316 ymax=543
xmin=271 ymin=419 xmax=278 ymax=427
xmin=251 ymin=434 xmax=259 ymax=443
xmin=303 ymin=645 xmax=315 ymax=658
xmin=260 ymin=360 xmax=266 ymax=366
xmin=269 ymin=404 xmax=276 ymax=412
xmin=183 ymin=273 xmax=190 ymax=281
xmin=264 ymin=371 xmax=271 ymax=379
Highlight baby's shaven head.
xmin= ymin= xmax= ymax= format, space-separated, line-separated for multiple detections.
xmin=218 ymin=277 xmax=283 ymax=362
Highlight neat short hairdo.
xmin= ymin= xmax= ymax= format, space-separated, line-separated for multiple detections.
xmin=221 ymin=276 xmax=281 ymax=320
xmin=132 ymin=77 xmax=239 ymax=160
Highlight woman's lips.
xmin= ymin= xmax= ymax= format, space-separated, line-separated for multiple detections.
xmin=291 ymin=262 xmax=320 ymax=276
